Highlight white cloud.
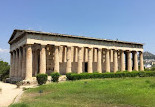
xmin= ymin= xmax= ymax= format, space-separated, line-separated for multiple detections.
xmin=0 ymin=48 xmax=9 ymax=53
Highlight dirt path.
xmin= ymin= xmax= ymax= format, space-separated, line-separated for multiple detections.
xmin=0 ymin=82 xmax=23 ymax=107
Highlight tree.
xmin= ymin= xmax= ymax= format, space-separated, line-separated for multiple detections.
xmin=0 ymin=60 xmax=10 ymax=81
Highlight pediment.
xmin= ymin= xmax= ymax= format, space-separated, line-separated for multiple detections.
xmin=8 ymin=30 xmax=25 ymax=44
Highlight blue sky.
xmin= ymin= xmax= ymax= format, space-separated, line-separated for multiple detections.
xmin=0 ymin=0 xmax=155 ymax=63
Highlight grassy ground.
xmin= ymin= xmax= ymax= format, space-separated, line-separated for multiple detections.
xmin=10 ymin=77 xmax=155 ymax=107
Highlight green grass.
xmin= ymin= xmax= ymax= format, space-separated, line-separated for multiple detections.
xmin=10 ymin=77 xmax=155 ymax=107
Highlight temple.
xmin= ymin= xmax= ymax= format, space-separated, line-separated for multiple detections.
xmin=8 ymin=29 xmax=144 ymax=81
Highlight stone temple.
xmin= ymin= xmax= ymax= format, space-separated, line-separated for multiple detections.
xmin=8 ymin=29 xmax=144 ymax=81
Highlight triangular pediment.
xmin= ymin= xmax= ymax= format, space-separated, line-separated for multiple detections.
xmin=8 ymin=30 xmax=25 ymax=44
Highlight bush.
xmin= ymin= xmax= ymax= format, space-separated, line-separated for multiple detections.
xmin=36 ymin=74 xmax=48 ymax=85
xmin=66 ymin=71 xmax=155 ymax=81
xmin=51 ymin=72 xmax=60 ymax=82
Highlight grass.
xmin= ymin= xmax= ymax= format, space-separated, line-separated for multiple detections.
xmin=10 ymin=77 xmax=155 ymax=107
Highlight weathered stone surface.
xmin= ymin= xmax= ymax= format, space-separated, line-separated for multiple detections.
xmin=8 ymin=30 xmax=144 ymax=81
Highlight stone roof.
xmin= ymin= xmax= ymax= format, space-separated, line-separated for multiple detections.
xmin=9 ymin=29 xmax=144 ymax=46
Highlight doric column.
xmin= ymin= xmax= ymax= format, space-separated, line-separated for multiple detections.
xmin=78 ymin=47 xmax=83 ymax=73
xmin=120 ymin=50 xmax=125 ymax=71
xmin=40 ymin=45 xmax=46 ymax=74
xmin=105 ymin=49 xmax=110 ymax=72
xmin=9 ymin=52 xmax=13 ymax=78
xmin=34 ymin=50 xmax=38 ymax=76
xmin=94 ymin=49 xmax=97 ymax=62
xmin=66 ymin=46 xmax=72 ymax=73
xmin=113 ymin=50 xmax=118 ymax=73
xmin=139 ymin=51 xmax=144 ymax=71
xmin=12 ymin=51 xmax=15 ymax=77
xmin=127 ymin=51 xmax=132 ymax=72
xmin=74 ymin=47 xmax=78 ymax=62
xmin=18 ymin=48 xmax=22 ymax=79
xmin=25 ymin=45 xmax=33 ymax=80
xmin=63 ymin=46 xmax=67 ymax=62
xmin=97 ymin=48 xmax=102 ymax=73
xmin=13 ymin=51 xmax=16 ymax=77
xmin=54 ymin=45 xmax=59 ymax=73
xmin=88 ymin=47 xmax=93 ymax=73
xmin=22 ymin=46 xmax=26 ymax=79
xmin=85 ymin=48 xmax=88 ymax=62
xmin=59 ymin=46 xmax=63 ymax=62
xmin=133 ymin=51 xmax=138 ymax=71
xmin=110 ymin=50 xmax=113 ymax=62
xmin=15 ymin=49 xmax=19 ymax=77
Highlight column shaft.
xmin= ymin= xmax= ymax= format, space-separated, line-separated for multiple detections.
xmin=15 ymin=49 xmax=19 ymax=77
xmin=25 ymin=45 xmax=33 ymax=80
xmin=66 ymin=46 xmax=72 ymax=73
xmin=78 ymin=47 xmax=83 ymax=73
xmin=127 ymin=51 xmax=132 ymax=72
xmin=106 ymin=49 xmax=110 ymax=72
xmin=12 ymin=52 xmax=15 ymax=77
xmin=40 ymin=45 xmax=46 ymax=74
xmin=63 ymin=46 xmax=67 ymax=62
xmin=22 ymin=47 xmax=26 ymax=79
xmin=18 ymin=48 xmax=22 ymax=79
xmin=85 ymin=48 xmax=88 ymax=62
xmin=113 ymin=50 xmax=118 ymax=73
xmin=133 ymin=51 xmax=138 ymax=71
xmin=140 ymin=52 xmax=144 ymax=71
xmin=120 ymin=51 xmax=125 ymax=71
xmin=54 ymin=46 xmax=59 ymax=73
xmin=9 ymin=52 xmax=13 ymax=78
xmin=88 ymin=48 xmax=93 ymax=73
xmin=97 ymin=48 xmax=102 ymax=73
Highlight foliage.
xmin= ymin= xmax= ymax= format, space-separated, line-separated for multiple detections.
xmin=10 ymin=77 xmax=155 ymax=107
xmin=0 ymin=60 xmax=10 ymax=81
xmin=51 ymin=72 xmax=60 ymax=82
xmin=36 ymin=74 xmax=48 ymax=85
xmin=66 ymin=71 xmax=155 ymax=80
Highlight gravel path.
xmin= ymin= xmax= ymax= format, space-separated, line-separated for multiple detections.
xmin=0 ymin=82 xmax=23 ymax=107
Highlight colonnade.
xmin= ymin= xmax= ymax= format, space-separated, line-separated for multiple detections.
xmin=10 ymin=44 xmax=144 ymax=80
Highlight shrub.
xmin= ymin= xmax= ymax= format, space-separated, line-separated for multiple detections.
xmin=66 ymin=71 xmax=155 ymax=81
xmin=51 ymin=72 xmax=60 ymax=82
xmin=36 ymin=74 xmax=48 ymax=85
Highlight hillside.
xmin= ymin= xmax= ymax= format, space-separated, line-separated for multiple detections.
xmin=143 ymin=51 xmax=155 ymax=60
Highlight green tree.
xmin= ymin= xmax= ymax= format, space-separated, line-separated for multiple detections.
xmin=0 ymin=60 xmax=10 ymax=81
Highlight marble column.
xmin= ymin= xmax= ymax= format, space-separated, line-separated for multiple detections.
xmin=34 ymin=50 xmax=38 ymax=76
xmin=120 ymin=50 xmax=125 ymax=71
xmin=22 ymin=46 xmax=26 ymax=79
xmin=133 ymin=51 xmax=138 ymax=71
xmin=97 ymin=48 xmax=102 ymax=73
xmin=18 ymin=48 xmax=22 ymax=78
xmin=25 ymin=45 xmax=33 ymax=80
xmin=13 ymin=51 xmax=16 ymax=77
xmin=40 ymin=45 xmax=46 ymax=74
xmin=63 ymin=46 xmax=67 ymax=62
xmin=127 ymin=51 xmax=132 ymax=72
xmin=110 ymin=50 xmax=113 ymax=62
xmin=59 ymin=46 xmax=63 ymax=62
xmin=113 ymin=50 xmax=118 ymax=73
xmin=140 ymin=51 xmax=144 ymax=71
xmin=105 ymin=49 xmax=110 ymax=72
xmin=85 ymin=48 xmax=88 ymax=62
xmin=78 ymin=47 xmax=83 ymax=74
xmin=66 ymin=46 xmax=72 ymax=73
xmin=54 ymin=46 xmax=59 ymax=73
xmin=74 ymin=47 xmax=78 ymax=62
xmin=88 ymin=47 xmax=93 ymax=73
xmin=15 ymin=49 xmax=19 ymax=77
xmin=94 ymin=49 xmax=97 ymax=62
xmin=9 ymin=52 xmax=13 ymax=78
xmin=12 ymin=51 xmax=15 ymax=77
